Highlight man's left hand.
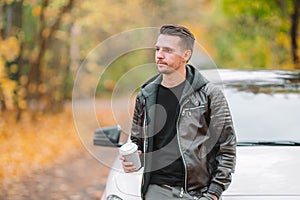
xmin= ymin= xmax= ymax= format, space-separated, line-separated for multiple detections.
xmin=199 ymin=193 xmax=218 ymax=200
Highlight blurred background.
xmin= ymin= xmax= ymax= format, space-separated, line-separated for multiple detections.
xmin=0 ymin=0 xmax=299 ymax=199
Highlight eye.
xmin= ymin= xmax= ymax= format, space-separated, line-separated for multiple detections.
xmin=163 ymin=48 xmax=172 ymax=53
xmin=155 ymin=47 xmax=173 ymax=53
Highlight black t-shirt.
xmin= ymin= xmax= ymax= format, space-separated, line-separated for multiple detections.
xmin=150 ymin=81 xmax=186 ymax=187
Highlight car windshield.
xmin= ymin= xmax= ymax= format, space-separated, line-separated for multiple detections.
xmin=216 ymin=70 xmax=300 ymax=144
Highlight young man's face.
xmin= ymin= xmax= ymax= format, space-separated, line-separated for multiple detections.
xmin=155 ymin=34 xmax=190 ymax=75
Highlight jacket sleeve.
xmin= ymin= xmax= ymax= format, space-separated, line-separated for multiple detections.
xmin=130 ymin=93 xmax=145 ymax=152
xmin=206 ymin=83 xmax=237 ymax=198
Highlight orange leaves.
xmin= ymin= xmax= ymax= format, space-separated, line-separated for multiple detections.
xmin=31 ymin=5 xmax=41 ymax=17
xmin=0 ymin=109 xmax=81 ymax=181
xmin=0 ymin=101 xmax=117 ymax=182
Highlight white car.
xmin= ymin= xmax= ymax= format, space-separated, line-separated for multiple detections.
xmin=94 ymin=69 xmax=300 ymax=200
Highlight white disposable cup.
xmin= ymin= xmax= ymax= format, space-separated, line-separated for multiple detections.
xmin=119 ymin=142 xmax=141 ymax=170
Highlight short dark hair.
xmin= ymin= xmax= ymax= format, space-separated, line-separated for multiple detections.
xmin=160 ymin=24 xmax=195 ymax=52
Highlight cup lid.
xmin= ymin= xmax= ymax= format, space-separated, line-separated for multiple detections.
xmin=119 ymin=142 xmax=138 ymax=155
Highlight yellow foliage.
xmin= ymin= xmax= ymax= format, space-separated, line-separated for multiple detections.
xmin=44 ymin=6 xmax=58 ymax=19
xmin=18 ymin=99 xmax=27 ymax=109
xmin=42 ymin=28 xmax=51 ymax=38
xmin=19 ymin=75 xmax=28 ymax=85
xmin=0 ymin=79 xmax=17 ymax=110
xmin=17 ymin=87 xmax=26 ymax=97
xmin=38 ymin=83 xmax=47 ymax=93
xmin=9 ymin=64 xmax=18 ymax=74
xmin=54 ymin=30 xmax=69 ymax=41
xmin=277 ymin=63 xmax=296 ymax=70
xmin=276 ymin=32 xmax=290 ymax=49
xmin=0 ymin=58 xmax=5 ymax=78
xmin=0 ymin=36 xmax=20 ymax=62
xmin=5 ymin=0 xmax=14 ymax=5
xmin=0 ymin=58 xmax=17 ymax=110
xmin=32 ymin=5 xmax=41 ymax=17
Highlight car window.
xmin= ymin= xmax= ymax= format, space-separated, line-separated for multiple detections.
xmin=226 ymin=89 xmax=300 ymax=142
xmin=217 ymin=70 xmax=300 ymax=143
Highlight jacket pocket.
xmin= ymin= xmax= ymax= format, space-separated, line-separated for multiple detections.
xmin=181 ymin=104 xmax=206 ymax=117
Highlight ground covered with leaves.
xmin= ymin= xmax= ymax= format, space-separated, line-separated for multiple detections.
xmin=0 ymin=101 xmax=115 ymax=199
xmin=0 ymin=110 xmax=80 ymax=181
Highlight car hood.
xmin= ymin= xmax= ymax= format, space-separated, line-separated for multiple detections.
xmin=107 ymin=146 xmax=300 ymax=199
xmin=223 ymin=146 xmax=300 ymax=197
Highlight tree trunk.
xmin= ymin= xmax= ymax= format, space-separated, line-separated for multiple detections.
xmin=26 ymin=0 xmax=74 ymax=116
xmin=291 ymin=0 xmax=300 ymax=69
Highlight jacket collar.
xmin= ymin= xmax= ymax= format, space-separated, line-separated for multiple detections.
xmin=141 ymin=64 xmax=208 ymax=100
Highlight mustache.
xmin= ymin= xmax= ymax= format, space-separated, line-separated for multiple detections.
xmin=156 ymin=61 xmax=168 ymax=65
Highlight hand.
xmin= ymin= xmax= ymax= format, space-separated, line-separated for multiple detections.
xmin=199 ymin=193 xmax=218 ymax=200
xmin=120 ymin=150 xmax=142 ymax=173
xmin=210 ymin=194 xmax=218 ymax=200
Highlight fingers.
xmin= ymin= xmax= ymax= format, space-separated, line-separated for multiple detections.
xmin=122 ymin=162 xmax=138 ymax=173
xmin=120 ymin=156 xmax=138 ymax=173
xmin=119 ymin=156 xmax=125 ymax=161
xmin=137 ymin=150 xmax=142 ymax=155
xmin=120 ymin=151 xmax=143 ymax=173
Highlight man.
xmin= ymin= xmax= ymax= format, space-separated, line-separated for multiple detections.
xmin=121 ymin=24 xmax=236 ymax=200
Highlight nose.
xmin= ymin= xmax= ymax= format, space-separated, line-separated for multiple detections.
xmin=156 ymin=49 xmax=164 ymax=59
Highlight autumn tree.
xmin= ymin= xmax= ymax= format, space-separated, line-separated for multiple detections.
xmin=1 ymin=0 xmax=76 ymax=120
xmin=0 ymin=0 xmax=22 ymax=116
xmin=25 ymin=0 xmax=75 ymax=115
xmin=213 ymin=0 xmax=300 ymax=69
xmin=1 ymin=0 xmax=298 ymax=122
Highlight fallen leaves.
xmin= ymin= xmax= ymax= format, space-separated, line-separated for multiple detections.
xmin=0 ymin=109 xmax=81 ymax=181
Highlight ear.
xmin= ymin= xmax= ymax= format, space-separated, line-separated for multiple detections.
xmin=183 ymin=50 xmax=192 ymax=62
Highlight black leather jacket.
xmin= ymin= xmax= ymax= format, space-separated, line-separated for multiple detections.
xmin=131 ymin=65 xmax=236 ymax=199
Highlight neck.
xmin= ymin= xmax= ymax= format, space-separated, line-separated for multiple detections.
xmin=161 ymin=65 xmax=186 ymax=88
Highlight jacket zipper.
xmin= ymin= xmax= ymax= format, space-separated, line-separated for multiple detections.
xmin=182 ymin=104 xmax=205 ymax=116
xmin=142 ymin=97 xmax=147 ymax=166
xmin=176 ymin=98 xmax=190 ymax=193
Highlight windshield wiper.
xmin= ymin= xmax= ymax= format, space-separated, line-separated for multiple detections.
xmin=237 ymin=141 xmax=300 ymax=146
